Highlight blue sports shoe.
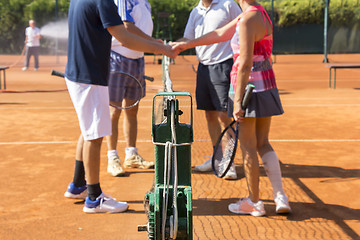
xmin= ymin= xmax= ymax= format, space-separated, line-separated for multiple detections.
xmin=83 ymin=193 xmax=128 ymax=213
xmin=64 ymin=182 xmax=87 ymax=199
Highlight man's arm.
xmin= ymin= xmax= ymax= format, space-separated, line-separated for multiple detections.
xmin=107 ymin=24 xmax=176 ymax=58
xmin=123 ymin=21 xmax=161 ymax=43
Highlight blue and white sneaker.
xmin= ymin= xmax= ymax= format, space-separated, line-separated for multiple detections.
xmin=83 ymin=193 xmax=128 ymax=213
xmin=64 ymin=182 xmax=87 ymax=199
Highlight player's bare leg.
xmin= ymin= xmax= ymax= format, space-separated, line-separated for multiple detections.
xmin=205 ymin=110 xmax=222 ymax=147
xmin=64 ymin=134 xmax=87 ymax=199
xmin=228 ymin=117 xmax=265 ymax=216
xmin=239 ymin=117 xmax=260 ymax=202
xmin=123 ymin=99 xmax=139 ymax=148
xmin=106 ymin=104 xmax=122 ymax=150
xmin=83 ymin=137 xmax=102 ymax=185
xmin=76 ymin=134 xmax=84 ymax=160
xmin=123 ymin=99 xmax=154 ymax=169
xmin=106 ymin=104 xmax=125 ymax=176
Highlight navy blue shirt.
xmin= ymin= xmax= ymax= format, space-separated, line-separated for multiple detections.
xmin=65 ymin=0 xmax=123 ymax=86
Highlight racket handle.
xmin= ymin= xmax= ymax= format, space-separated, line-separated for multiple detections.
xmin=144 ymin=75 xmax=154 ymax=82
xmin=51 ymin=70 xmax=65 ymax=78
xmin=241 ymin=84 xmax=255 ymax=110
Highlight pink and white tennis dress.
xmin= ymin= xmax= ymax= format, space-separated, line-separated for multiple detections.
xmin=228 ymin=4 xmax=283 ymax=118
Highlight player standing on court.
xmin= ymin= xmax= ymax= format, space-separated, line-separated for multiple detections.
xmin=173 ymin=0 xmax=291 ymax=216
xmin=106 ymin=0 xmax=157 ymax=177
xmin=22 ymin=20 xmax=41 ymax=71
xmin=63 ymin=0 xmax=176 ymax=213
xmin=179 ymin=0 xmax=242 ymax=180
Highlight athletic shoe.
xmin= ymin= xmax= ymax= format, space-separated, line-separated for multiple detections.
xmin=223 ymin=162 xmax=237 ymax=180
xmin=22 ymin=67 xmax=28 ymax=71
xmin=124 ymin=153 xmax=154 ymax=169
xmin=83 ymin=193 xmax=128 ymax=213
xmin=275 ymin=195 xmax=291 ymax=214
xmin=64 ymin=182 xmax=87 ymax=199
xmin=228 ymin=197 xmax=266 ymax=217
xmin=34 ymin=68 xmax=38 ymax=71
xmin=194 ymin=158 xmax=212 ymax=172
xmin=107 ymin=156 xmax=125 ymax=177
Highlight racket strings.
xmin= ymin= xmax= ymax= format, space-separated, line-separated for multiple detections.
xmin=213 ymin=125 xmax=238 ymax=176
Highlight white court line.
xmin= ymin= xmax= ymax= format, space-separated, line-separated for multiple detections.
xmin=1 ymin=103 xmax=360 ymax=110
xmin=1 ymin=139 xmax=360 ymax=145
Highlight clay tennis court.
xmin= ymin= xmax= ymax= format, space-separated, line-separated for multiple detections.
xmin=0 ymin=54 xmax=359 ymax=240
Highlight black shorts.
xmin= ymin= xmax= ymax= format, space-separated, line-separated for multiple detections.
xmin=196 ymin=58 xmax=233 ymax=111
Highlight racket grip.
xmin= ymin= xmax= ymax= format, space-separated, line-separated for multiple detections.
xmin=51 ymin=70 xmax=65 ymax=78
xmin=241 ymin=84 xmax=255 ymax=110
xmin=144 ymin=75 xmax=154 ymax=82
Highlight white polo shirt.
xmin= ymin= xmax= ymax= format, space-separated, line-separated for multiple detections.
xmin=25 ymin=27 xmax=41 ymax=47
xmin=183 ymin=0 xmax=241 ymax=65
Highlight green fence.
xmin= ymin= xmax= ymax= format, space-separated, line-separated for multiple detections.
xmin=1 ymin=0 xmax=359 ymax=55
xmin=261 ymin=0 xmax=360 ymax=54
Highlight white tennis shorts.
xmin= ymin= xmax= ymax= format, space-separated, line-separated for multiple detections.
xmin=66 ymin=78 xmax=111 ymax=141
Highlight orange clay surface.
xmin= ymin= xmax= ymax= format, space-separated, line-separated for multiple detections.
xmin=0 ymin=54 xmax=359 ymax=240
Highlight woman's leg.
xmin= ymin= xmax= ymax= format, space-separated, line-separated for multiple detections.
xmin=256 ymin=117 xmax=291 ymax=213
xmin=256 ymin=117 xmax=285 ymax=198
xmin=239 ymin=117 xmax=259 ymax=202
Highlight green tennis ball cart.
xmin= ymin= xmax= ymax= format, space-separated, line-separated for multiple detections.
xmin=138 ymin=56 xmax=193 ymax=240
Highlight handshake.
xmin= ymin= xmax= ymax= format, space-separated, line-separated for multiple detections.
xmin=161 ymin=40 xmax=192 ymax=59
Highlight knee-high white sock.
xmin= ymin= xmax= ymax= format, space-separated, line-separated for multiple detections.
xmin=261 ymin=151 xmax=285 ymax=199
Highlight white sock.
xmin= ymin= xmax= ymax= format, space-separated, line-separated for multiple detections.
xmin=107 ymin=150 xmax=118 ymax=161
xmin=125 ymin=147 xmax=137 ymax=159
xmin=261 ymin=151 xmax=285 ymax=199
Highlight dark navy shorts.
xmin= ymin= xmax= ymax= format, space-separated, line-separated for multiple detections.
xmin=196 ymin=58 xmax=233 ymax=111
xmin=108 ymin=51 xmax=146 ymax=102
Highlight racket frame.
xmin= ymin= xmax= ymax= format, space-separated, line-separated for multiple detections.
xmin=51 ymin=69 xmax=148 ymax=110
xmin=211 ymin=83 xmax=255 ymax=178
xmin=108 ymin=71 xmax=143 ymax=110
xmin=211 ymin=120 xmax=239 ymax=178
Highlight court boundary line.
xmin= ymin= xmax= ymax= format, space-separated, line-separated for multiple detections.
xmin=1 ymin=139 xmax=360 ymax=145
xmin=2 ymin=103 xmax=360 ymax=110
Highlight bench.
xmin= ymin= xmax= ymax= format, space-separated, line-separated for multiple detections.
xmin=326 ymin=64 xmax=360 ymax=89
xmin=0 ymin=66 xmax=9 ymax=90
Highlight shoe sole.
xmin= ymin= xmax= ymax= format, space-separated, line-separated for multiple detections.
xmin=229 ymin=209 xmax=266 ymax=217
xmin=124 ymin=163 xmax=154 ymax=169
xmin=193 ymin=166 xmax=212 ymax=172
xmin=107 ymin=170 xmax=126 ymax=177
xmin=223 ymin=175 xmax=237 ymax=180
xmin=64 ymin=191 xmax=87 ymax=199
xmin=107 ymin=166 xmax=126 ymax=177
xmin=83 ymin=205 xmax=129 ymax=213
xmin=276 ymin=207 xmax=291 ymax=214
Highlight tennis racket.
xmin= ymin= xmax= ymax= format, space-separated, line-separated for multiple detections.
xmin=51 ymin=69 xmax=153 ymax=110
xmin=211 ymin=84 xmax=255 ymax=178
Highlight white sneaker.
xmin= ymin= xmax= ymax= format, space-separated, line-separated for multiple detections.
xmin=83 ymin=193 xmax=128 ymax=213
xmin=228 ymin=197 xmax=266 ymax=217
xmin=107 ymin=156 xmax=125 ymax=177
xmin=124 ymin=153 xmax=154 ymax=169
xmin=22 ymin=67 xmax=28 ymax=71
xmin=194 ymin=158 xmax=212 ymax=172
xmin=275 ymin=195 xmax=291 ymax=214
xmin=223 ymin=162 xmax=237 ymax=180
